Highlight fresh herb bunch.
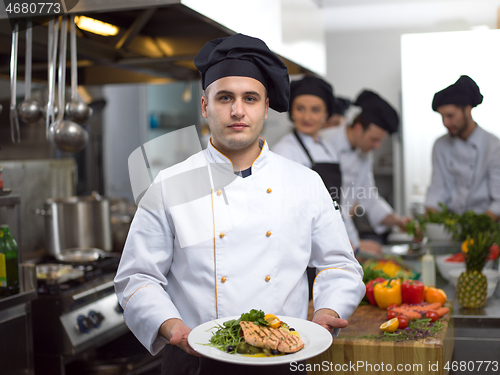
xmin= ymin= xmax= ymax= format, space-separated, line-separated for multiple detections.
xmin=405 ymin=203 xmax=500 ymax=242
xmin=208 ymin=309 xmax=269 ymax=354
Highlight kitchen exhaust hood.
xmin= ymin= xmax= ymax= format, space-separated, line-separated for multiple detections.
xmin=0 ymin=0 xmax=326 ymax=85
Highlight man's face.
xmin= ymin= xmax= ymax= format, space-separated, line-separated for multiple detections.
xmin=353 ymin=123 xmax=388 ymax=153
xmin=436 ymin=104 xmax=470 ymax=137
xmin=201 ymin=76 xmax=269 ymax=154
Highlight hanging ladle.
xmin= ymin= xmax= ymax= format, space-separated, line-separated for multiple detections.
xmin=49 ymin=16 xmax=89 ymax=153
xmin=65 ymin=15 xmax=92 ymax=124
xmin=17 ymin=19 xmax=41 ymax=124
xmin=9 ymin=21 xmax=20 ymax=143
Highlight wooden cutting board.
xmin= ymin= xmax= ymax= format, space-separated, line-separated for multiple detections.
xmin=306 ymin=304 xmax=454 ymax=375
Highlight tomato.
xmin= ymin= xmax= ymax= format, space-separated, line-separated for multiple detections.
xmin=425 ymin=310 xmax=440 ymax=322
xmin=445 ymin=253 xmax=465 ymax=262
xmin=387 ymin=303 xmax=399 ymax=310
xmin=396 ymin=315 xmax=409 ymax=329
xmin=487 ymin=244 xmax=500 ymax=261
xmin=387 ymin=310 xmax=398 ymax=319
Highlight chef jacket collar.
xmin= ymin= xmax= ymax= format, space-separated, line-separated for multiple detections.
xmin=205 ymin=137 xmax=270 ymax=175
xmin=451 ymin=123 xmax=482 ymax=146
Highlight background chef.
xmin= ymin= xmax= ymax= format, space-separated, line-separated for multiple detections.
xmin=425 ymin=75 xmax=500 ymax=221
xmin=114 ymin=34 xmax=365 ymax=375
xmin=324 ymin=96 xmax=351 ymax=129
xmin=321 ymin=90 xmax=411 ymax=254
xmin=272 ymin=75 xmax=359 ymax=297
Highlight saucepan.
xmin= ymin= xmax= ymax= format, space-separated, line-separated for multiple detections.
xmin=56 ymin=248 xmax=120 ymax=263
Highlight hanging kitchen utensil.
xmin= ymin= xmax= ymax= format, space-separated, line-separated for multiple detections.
xmin=17 ymin=19 xmax=41 ymax=124
xmin=43 ymin=17 xmax=59 ymax=138
xmin=49 ymin=16 xmax=89 ymax=153
xmin=65 ymin=15 xmax=92 ymax=124
xmin=9 ymin=21 xmax=20 ymax=143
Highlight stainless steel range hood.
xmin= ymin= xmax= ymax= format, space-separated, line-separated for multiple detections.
xmin=0 ymin=0 xmax=326 ymax=85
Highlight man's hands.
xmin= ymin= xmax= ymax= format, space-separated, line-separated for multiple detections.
xmin=312 ymin=308 xmax=348 ymax=334
xmin=358 ymin=239 xmax=382 ymax=255
xmin=159 ymin=318 xmax=201 ymax=356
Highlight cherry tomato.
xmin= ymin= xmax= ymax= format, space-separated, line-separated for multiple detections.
xmin=387 ymin=310 xmax=398 ymax=319
xmin=396 ymin=315 xmax=409 ymax=329
xmin=387 ymin=303 xmax=399 ymax=310
xmin=425 ymin=310 xmax=440 ymax=322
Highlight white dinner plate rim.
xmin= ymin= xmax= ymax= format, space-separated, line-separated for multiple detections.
xmin=187 ymin=315 xmax=333 ymax=366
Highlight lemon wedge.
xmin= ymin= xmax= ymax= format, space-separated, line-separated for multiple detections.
xmin=380 ymin=317 xmax=399 ymax=333
xmin=264 ymin=314 xmax=281 ymax=329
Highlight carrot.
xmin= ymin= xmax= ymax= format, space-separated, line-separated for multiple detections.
xmin=389 ymin=302 xmax=443 ymax=320
xmin=435 ymin=307 xmax=450 ymax=317
xmin=401 ymin=302 xmax=442 ymax=312
xmin=390 ymin=309 xmax=422 ymax=320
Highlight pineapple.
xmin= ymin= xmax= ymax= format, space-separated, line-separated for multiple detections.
xmin=456 ymin=231 xmax=496 ymax=309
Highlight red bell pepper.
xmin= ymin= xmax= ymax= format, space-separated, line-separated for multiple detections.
xmin=401 ymin=280 xmax=425 ymax=305
xmin=365 ymin=277 xmax=386 ymax=306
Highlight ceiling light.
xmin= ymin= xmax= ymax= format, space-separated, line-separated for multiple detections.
xmin=75 ymin=16 xmax=119 ymax=36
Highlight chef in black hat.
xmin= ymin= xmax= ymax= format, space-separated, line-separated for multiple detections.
xmin=322 ymin=90 xmax=411 ymax=254
xmin=115 ymin=34 xmax=365 ymax=375
xmin=273 ymin=75 xmax=357 ymax=298
xmin=425 ymin=75 xmax=500 ymax=220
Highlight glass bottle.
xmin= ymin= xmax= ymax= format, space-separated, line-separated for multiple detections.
xmin=421 ymin=247 xmax=436 ymax=287
xmin=1 ymin=225 xmax=19 ymax=296
xmin=0 ymin=227 xmax=7 ymax=292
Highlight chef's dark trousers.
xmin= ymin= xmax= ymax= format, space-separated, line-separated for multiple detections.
xmin=162 ymin=345 xmax=307 ymax=375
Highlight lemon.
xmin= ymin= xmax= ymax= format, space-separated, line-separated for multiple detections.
xmin=264 ymin=314 xmax=281 ymax=329
xmin=289 ymin=331 xmax=300 ymax=337
xmin=380 ymin=318 xmax=399 ymax=333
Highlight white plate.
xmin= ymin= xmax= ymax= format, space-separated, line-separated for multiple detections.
xmin=188 ymin=315 xmax=332 ymax=366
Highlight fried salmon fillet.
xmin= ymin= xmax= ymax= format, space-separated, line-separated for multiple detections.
xmin=239 ymin=321 xmax=304 ymax=353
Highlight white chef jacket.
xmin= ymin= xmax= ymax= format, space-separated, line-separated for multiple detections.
xmin=321 ymin=126 xmax=394 ymax=235
xmin=272 ymin=131 xmax=361 ymax=249
xmin=114 ymin=137 xmax=365 ymax=356
xmin=425 ymin=125 xmax=500 ymax=215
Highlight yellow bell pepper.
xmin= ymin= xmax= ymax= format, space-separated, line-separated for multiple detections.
xmin=373 ymin=279 xmax=402 ymax=309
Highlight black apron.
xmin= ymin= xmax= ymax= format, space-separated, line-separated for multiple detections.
xmin=293 ymin=130 xmax=342 ymax=300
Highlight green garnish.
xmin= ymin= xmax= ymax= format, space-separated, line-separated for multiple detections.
xmin=208 ymin=309 xmax=269 ymax=354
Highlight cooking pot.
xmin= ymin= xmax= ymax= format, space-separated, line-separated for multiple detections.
xmin=37 ymin=192 xmax=112 ymax=257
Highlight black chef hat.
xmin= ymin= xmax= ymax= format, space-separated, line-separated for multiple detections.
xmin=194 ymin=33 xmax=290 ymax=113
xmin=432 ymin=75 xmax=483 ymax=111
xmin=354 ymin=90 xmax=399 ymax=134
xmin=288 ymin=75 xmax=335 ymax=119
xmin=333 ymin=97 xmax=351 ymax=116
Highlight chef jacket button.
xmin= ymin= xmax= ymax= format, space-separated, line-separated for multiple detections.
xmin=217 ymin=190 xmax=222 ymax=196
xmin=266 ymin=231 xmax=272 ymax=237
xmin=265 ymin=275 xmax=271 ymax=282
xmin=220 ymin=232 xmax=225 ymax=238
xmin=267 ymin=188 xmax=272 ymax=193
xmin=221 ymin=277 xmax=227 ymax=283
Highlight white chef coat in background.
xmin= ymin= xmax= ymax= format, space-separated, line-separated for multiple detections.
xmin=114 ymin=138 xmax=365 ymax=356
xmin=272 ymin=131 xmax=361 ymax=248
xmin=321 ymin=126 xmax=394 ymax=235
xmin=425 ymin=125 xmax=500 ymax=215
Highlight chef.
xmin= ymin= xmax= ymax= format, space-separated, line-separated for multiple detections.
xmin=114 ymin=34 xmax=365 ymax=375
xmin=425 ymin=75 xmax=500 ymax=221
xmin=272 ymin=76 xmax=359 ymax=258
xmin=272 ymin=76 xmax=360 ymax=284
xmin=321 ymin=90 xmax=411 ymax=253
